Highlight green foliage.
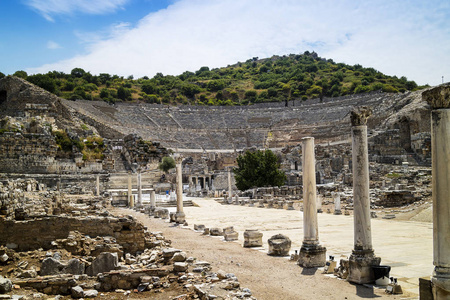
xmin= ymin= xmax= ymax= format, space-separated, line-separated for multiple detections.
xmin=0 ymin=72 xmax=5 ymax=79
xmin=159 ymin=156 xmax=176 ymax=172
xmin=53 ymin=130 xmax=75 ymax=152
xmin=234 ymin=149 xmax=286 ymax=190
xmin=13 ymin=70 xmax=28 ymax=79
xmin=14 ymin=51 xmax=425 ymax=106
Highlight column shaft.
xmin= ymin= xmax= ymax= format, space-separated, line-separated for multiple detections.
xmin=128 ymin=173 xmax=134 ymax=208
xmin=298 ymin=137 xmax=326 ymax=268
xmin=302 ymin=137 xmax=319 ymax=244
xmin=137 ymin=171 xmax=142 ymax=206
xmin=96 ymin=175 xmax=100 ymax=196
xmin=351 ymin=125 xmax=372 ymax=251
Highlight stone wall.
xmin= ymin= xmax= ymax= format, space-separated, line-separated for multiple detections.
xmin=0 ymin=215 xmax=145 ymax=254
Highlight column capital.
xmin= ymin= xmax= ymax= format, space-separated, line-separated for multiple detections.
xmin=422 ymin=83 xmax=450 ymax=109
xmin=174 ymin=154 xmax=183 ymax=164
xmin=350 ymin=106 xmax=372 ymax=126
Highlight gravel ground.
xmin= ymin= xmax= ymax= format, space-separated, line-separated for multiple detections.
xmin=110 ymin=207 xmax=411 ymax=300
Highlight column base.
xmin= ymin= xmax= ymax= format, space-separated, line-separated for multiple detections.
xmin=334 ymin=210 xmax=342 ymax=215
xmin=347 ymin=250 xmax=381 ymax=284
xmin=174 ymin=211 xmax=186 ymax=224
xmin=432 ymin=267 xmax=450 ymax=299
xmin=297 ymin=243 xmax=326 ymax=268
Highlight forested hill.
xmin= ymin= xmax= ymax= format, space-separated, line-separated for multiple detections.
xmin=1 ymin=51 xmax=427 ymax=106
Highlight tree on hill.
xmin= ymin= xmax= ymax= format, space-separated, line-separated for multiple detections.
xmin=234 ymin=149 xmax=286 ymax=191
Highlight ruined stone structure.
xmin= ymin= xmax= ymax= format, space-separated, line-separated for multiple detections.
xmin=422 ymin=83 xmax=450 ymax=299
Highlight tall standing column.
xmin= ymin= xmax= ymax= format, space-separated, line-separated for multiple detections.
xmin=128 ymin=172 xmax=134 ymax=208
xmin=137 ymin=170 xmax=142 ymax=208
xmin=298 ymin=137 xmax=326 ymax=268
xmin=174 ymin=155 xmax=185 ymax=223
xmin=423 ymin=84 xmax=450 ymax=299
xmin=228 ymin=167 xmax=233 ymax=201
xmin=96 ymin=175 xmax=100 ymax=196
xmin=347 ymin=107 xmax=380 ymax=284
xmin=150 ymin=189 xmax=156 ymax=209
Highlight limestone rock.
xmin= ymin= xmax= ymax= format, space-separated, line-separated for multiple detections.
xmin=268 ymin=234 xmax=291 ymax=256
xmin=172 ymin=252 xmax=187 ymax=262
xmin=173 ymin=262 xmax=188 ymax=273
xmin=40 ymin=257 xmax=65 ymax=276
xmin=86 ymin=252 xmax=118 ymax=276
xmin=0 ymin=276 xmax=12 ymax=294
xmin=83 ymin=289 xmax=99 ymax=298
xmin=71 ymin=286 xmax=84 ymax=299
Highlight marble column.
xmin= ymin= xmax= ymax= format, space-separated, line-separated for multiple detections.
xmin=96 ymin=175 xmax=100 ymax=196
xmin=347 ymin=107 xmax=380 ymax=284
xmin=174 ymin=155 xmax=185 ymax=223
xmin=228 ymin=167 xmax=233 ymax=201
xmin=137 ymin=170 xmax=142 ymax=208
xmin=333 ymin=192 xmax=342 ymax=215
xmin=423 ymin=84 xmax=450 ymax=299
xmin=150 ymin=189 xmax=156 ymax=209
xmin=298 ymin=137 xmax=326 ymax=268
xmin=128 ymin=172 xmax=134 ymax=208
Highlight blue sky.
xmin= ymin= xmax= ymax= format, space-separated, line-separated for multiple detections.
xmin=1 ymin=0 xmax=449 ymax=86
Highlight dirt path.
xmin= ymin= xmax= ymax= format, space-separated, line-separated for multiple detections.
xmin=110 ymin=207 xmax=409 ymax=300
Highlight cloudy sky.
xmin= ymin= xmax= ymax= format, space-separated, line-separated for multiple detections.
xmin=1 ymin=0 xmax=449 ymax=86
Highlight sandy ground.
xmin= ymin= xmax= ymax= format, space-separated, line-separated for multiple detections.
xmin=110 ymin=200 xmax=424 ymax=300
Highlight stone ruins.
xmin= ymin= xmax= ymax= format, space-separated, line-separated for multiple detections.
xmin=0 ymin=75 xmax=447 ymax=299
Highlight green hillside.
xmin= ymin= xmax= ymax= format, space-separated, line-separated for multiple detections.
xmin=1 ymin=51 xmax=427 ymax=106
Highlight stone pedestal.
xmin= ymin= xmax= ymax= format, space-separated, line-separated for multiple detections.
xmin=243 ymin=229 xmax=263 ymax=247
xmin=298 ymin=137 xmax=326 ymax=268
xmin=175 ymin=156 xmax=185 ymax=224
xmin=268 ymin=234 xmax=291 ymax=256
xmin=127 ymin=172 xmax=134 ymax=208
xmin=347 ymin=107 xmax=380 ymax=284
xmin=423 ymin=84 xmax=450 ymax=299
xmin=224 ymin=227 xmax=239 ymax=241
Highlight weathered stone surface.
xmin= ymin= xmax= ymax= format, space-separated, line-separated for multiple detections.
xmin=350 ymin=106 xmax=372 ymax=126
xmin=173 ymin=262 xmax=188 ymax=273
xmin=243 ymin=230 xmax=263 ymax=248
xmin=209 ymin=228 xmax=223 ymax=236
xmin=422 ymin=83 xmax=450 ymax=109
xmin=71 ymin=285 xmax=84 ymax=299
xmin=223 ymin=227 xmax=238 ymax=241
xmin=0 ymin=276 xmax=12 ymax=294
xmin=86 ymin=252 xmax=118 ymax=276
xmin=268 ymin=234 xmax=291 ymax=256
xmin=83 ymin=289 xmax=99 ymax=298
xmin=40 ymin=258 xmax=65 ymax=276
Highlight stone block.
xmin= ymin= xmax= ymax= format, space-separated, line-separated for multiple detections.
xmin=209 ymin=228 xmax=223 ymax=236
xmin=86 ymin=252 xmax=118 ymax=276
xmin=268 ymin=234 xmax=291 ymax=256
xmin=0 ymin=276 xmax=12 ymax=294
xmin=243 ymin=229 xmax=263 ymax=247
xmin=298 ymin=244 xmax=326 ymax=268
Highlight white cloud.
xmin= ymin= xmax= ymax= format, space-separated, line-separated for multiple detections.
xmin=47 ymin=40 xmax=62 ymax=49
xmin=28 ymin=0 xmax=450 ymax=85
xmin=25 ymin=0 xmax=130 ymax=21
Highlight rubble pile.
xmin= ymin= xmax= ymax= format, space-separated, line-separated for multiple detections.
xmin=0 ymin=225 xmax=255 ymax=299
